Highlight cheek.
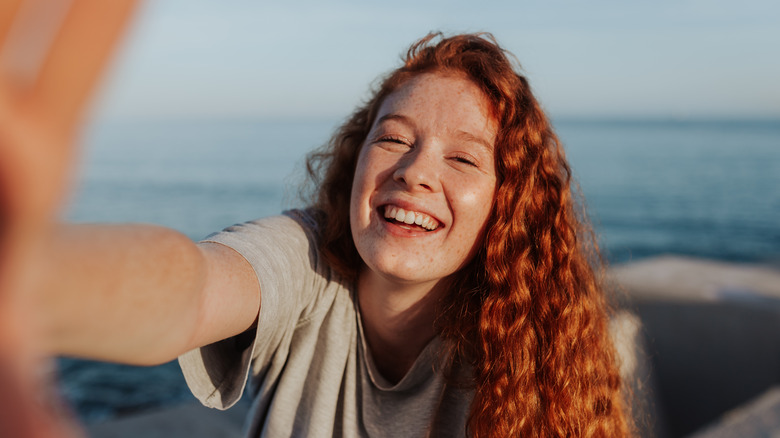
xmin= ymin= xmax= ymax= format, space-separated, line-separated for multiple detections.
xmin=350 ymin=151 xmax=375 ymax=222
xmin=452 ymin=183 xmax=496 ymax=264
xmin=454 ymin=180 xmax=496 ymax=225
xmin=350 ymin=150 xmax=396 ymax=211
xmin=348 ymin=185 xmax=364 ymax=237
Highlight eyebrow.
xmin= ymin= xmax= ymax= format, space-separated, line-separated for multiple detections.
xmin=375 ymin=113 xmax=413 ymax=127
xmin=375 ymin=113 xmax=494 ymax=152
xmin=455 ymin=129 xmax=494 ymax=153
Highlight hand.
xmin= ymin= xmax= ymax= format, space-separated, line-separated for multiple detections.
xmin=0 ymin=1 xmax=138 ymax=436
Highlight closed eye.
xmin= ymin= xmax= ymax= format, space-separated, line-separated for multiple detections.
xmin=378 ymin=135 xmax=409 ymax=145
xmin=452 ymin=153 xmax=478 ymax=167
xmin=375 ymin=135 xmax=412 ymax=153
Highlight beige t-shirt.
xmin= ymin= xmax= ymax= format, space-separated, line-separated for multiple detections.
xmin=178 ymin=211 xmax=473 ymax=437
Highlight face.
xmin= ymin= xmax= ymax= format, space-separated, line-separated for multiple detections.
xmin=349 ymin=72 xmax=498 ymax=290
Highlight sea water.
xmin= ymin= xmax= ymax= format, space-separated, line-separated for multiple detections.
xmin=58 ymin=117 xmax=780 ymax=422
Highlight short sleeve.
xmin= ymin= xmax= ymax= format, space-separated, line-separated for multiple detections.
xmin=178 ymin=211 xmax=329 ymax=410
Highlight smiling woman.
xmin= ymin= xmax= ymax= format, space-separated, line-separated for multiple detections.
xmin=348 ymin=72 xmax=499 ymax=387
xmin=296 ymin=33 xmax=632 ymax=436
xmin=10 ymin=30 xmax=630 ymax=438
xmin=350 ymin=73 xmax=497 ymax=290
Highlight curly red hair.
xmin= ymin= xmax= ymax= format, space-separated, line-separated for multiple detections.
xmin=307 ymin=33 xmax=630 ymax=437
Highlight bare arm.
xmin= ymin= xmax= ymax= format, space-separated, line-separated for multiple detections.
xmin=36 ymin=223 xmax=261 ymax=366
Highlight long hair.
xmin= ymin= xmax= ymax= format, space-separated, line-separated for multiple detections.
xmin=306 ymin=33 xmax=630 ymax=437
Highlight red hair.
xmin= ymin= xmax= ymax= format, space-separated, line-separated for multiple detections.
xmin=307 ymin=33 xmax=630 ymax=437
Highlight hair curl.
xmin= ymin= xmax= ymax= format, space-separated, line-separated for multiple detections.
xmin=306 ymin=32 xmax=630 ymax=437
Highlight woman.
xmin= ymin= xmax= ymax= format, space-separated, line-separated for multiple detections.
xmin=27 ymin=33 xmax=630 ymax=436
xmin=181 ymin=33 xmax=630 ymax=436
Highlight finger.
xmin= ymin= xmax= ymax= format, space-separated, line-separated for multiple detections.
xmin=0 ymin=0 xmax=73 ymax=93
xmin=33 ymin=0 xmax=138 ymax=130
xmin=0 ymin=0 xmax=23 ymax=46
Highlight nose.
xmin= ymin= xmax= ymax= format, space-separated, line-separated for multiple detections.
xmin=392 ymin=145 xmax=441 ymax=192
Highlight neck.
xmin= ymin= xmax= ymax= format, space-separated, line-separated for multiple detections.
xmin=357 ymin=270 xmax=445 ymax=384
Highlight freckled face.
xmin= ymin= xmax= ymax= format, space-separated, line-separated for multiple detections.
xmin=349 ymin=72 xmax=497 ymax=290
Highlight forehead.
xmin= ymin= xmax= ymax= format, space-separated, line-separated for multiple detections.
xmin=375 ymin=72 xmax=497 ymax=144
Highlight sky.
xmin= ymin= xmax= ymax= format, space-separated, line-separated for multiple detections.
xmin=92 ymin=0 xmax=780 ymax=121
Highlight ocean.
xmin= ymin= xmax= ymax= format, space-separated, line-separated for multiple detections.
xmin=58 ymin=117 xmax=780 ymax=423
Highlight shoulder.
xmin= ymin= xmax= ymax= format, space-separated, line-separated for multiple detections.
xmin=203 ymin=209 xmax=346 ymax=318
xmin=202 ymin=209 xmax=322 ymax=268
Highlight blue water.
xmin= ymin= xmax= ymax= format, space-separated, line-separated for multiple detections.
xmin=58 ymin=118 xmax=780 ymax=423
xmin=559 ymin=119 xmax=780 ymax=264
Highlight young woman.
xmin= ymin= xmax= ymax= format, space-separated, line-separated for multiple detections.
xmin=181 ymin=33 xmax=630 ymax=436
xmin=20 ymin=33 xmax=630 ymax=436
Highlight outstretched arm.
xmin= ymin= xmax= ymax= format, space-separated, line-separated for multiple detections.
xmin=36 ymin=224 xmax=261 ymax=366
xmin=1 ymin=0 xmax=264 ymax=369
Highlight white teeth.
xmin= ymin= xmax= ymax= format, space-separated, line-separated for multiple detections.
xmin=383 ymin=205 xmax=439 ymax=231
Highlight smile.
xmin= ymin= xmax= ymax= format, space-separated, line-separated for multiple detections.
xmin=383 ymin=205 xmax=440 ymax=231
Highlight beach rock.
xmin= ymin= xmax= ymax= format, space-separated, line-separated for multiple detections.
xmin=610 ymin=256 xmax=780 ymax=436
xmin=688 ymin=386 xmax=780 ymax=437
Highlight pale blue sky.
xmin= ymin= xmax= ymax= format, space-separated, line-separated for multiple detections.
xmin=93 ymin=0 xmax=780 ymax=121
